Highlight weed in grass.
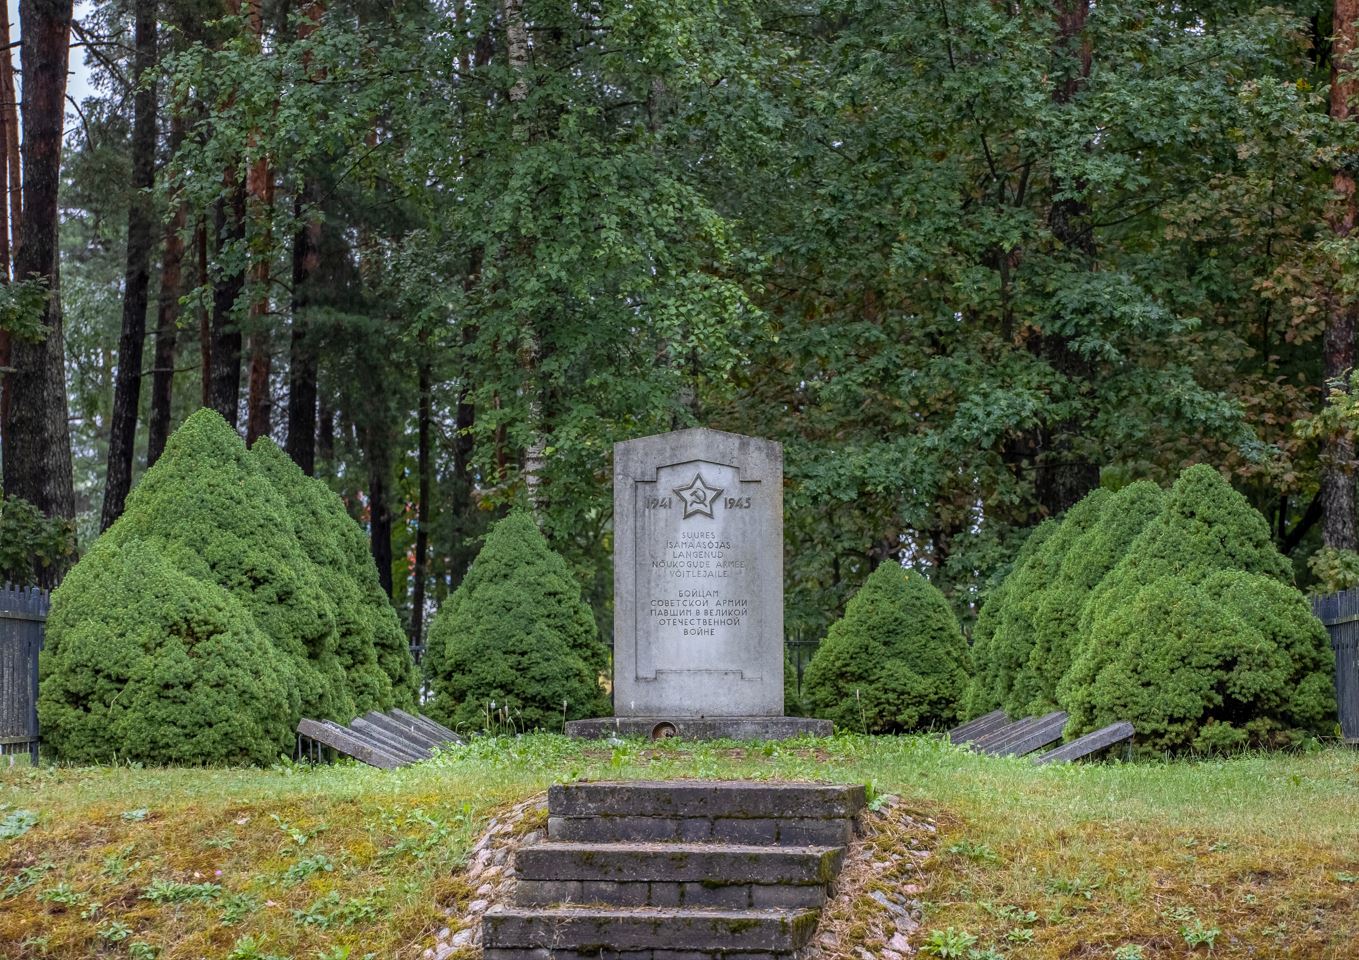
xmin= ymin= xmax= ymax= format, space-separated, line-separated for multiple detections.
xmin=79 ymin=900 xmax=102 ymax=919
xmin=37 ymin=883 xmax=85 ymax=908
xmin=97 ymin=920 xmax=132 ymax=942
xmin=1181 ymin=919 xmax=1220 ymax=950
xmin=271 ymin=813 xmax=327 ymax=848
xmin=981 ymin=903 xmax=1037 ymax=925
xmin=101 ymin=845 xmax=139 ymax=881
xmin=921 ymin=927 xmax=979 ymax=957
xmin=204 ymin=834 xmax=237 ymax=850
xmin=1337 ymin=871 xmax=1358 ymax=883
xmin=227 ymin=935 xmax=291 ymax=960
xmin=1162 ymin=904 xmax=1197 ymax=923
xmin=1113 ymin=947 xmax=1145 ymax=960
xmin=141 ymin=879 xmax=223 ymax=903
xmin=292 ymin=891 xmax=380 ymax=929
xmin=128 ymin=943 xmax=159 ymax=960
xmin=966 ymin=950 xmax=1005 ymax=960
xmin=220 ymin=892 xmax=261 ymax=926
xmin=121 ymin=808 xmax=150 ymax=822
xmin=1004 ymin=927 xmax=1034 ymax=943
xmin=2 ymin=862 xmax=51 ymax=900
xmin=945 ymin=839 xmax=999 ymax=864
xmin=281 ymin=853 xmax=334 ymax=886
xmin=0 ymin=808 xmax=38 ymax=838
xmin=1044 ymin=875 xmax=1100 ymax=900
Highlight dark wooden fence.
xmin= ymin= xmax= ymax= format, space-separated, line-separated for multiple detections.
xmin=1311 ymin=589 xmax=1359 ymax=745
xmin=0 ymin=584 xmax=48 ymax=764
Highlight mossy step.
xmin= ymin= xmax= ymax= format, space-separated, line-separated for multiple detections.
xmin=517 ymin=841 xmax=844 ymax=886
xmin=549 ymin=781 xmax=866 ymax=820
xmin=483 ymin=906 xmax=820 ymax=953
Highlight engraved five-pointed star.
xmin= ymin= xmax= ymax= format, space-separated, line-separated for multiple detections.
xmin=673 ymin=472 xmax=724 ymax=519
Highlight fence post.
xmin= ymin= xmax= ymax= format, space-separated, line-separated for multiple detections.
xmin=0 ymin=583 xmax=49 ymax=765
xmin=1312 ymin=588 xmax=1359 ymax=745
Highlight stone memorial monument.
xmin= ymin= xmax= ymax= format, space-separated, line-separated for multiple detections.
xmin=567 ymin=428 xmax=831 ymax=740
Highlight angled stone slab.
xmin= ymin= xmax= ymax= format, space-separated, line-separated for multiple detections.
xmin=986 ymin=711 xmax=1069 ymax=758
xmin=347 ymin=717 xmax=431 ymax=762
xmin=549 ymin=781 xmax=866 ymax=820
xmin=949 ymin=709 xmax=1009 ymax=745
xmin=517 ymin=841 xmax=844 ymax=886
xmin=361 ymin=711 xmax=444 ymax=751
xmin=1033 ymin=721 xmax=1134 ymax=765
xmin=483 ymin=906 xmax=820 ymax=953
xmin=296 ymin=719 xmax=404 ymax=769
xmin=390 ymin=708 xmax=463 ymax=745
xmin=968 ymin=716 xmax=1040 ymax=753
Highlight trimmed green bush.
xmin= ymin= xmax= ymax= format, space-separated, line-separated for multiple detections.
xmin=39 ymin=540 xmax=294 ymax=765
xmin=1078 ymin=464 xmax=1291 ymax=633
xmin=97 ymin=410 xmax=351 ymax=724
xmin=1061 ymin=573 xmax=1334 ymax=754
xmin=964 ymin=519 xmax=1058 ymax=717
xmin=248 ymin=440 xmax=418 ymax=712
xmin=1057 ymin=465 xmax=1298 ymax=725
xmin=973 ymin=490 xmax=1111 ymax=718
xmin=1013 ymin=481 xmax=1164 ymax=713
xmin=424 ymin=511 xmax=609 ymax=731
xmin=803 ymin=564 xmax=970 ymax=733
xmin=40 ymin=409 xmax=419 ymax=764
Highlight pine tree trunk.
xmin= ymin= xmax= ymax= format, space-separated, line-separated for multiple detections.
xmin=367 ymin=438 xmax=394 ymax=599
xmin=243 ymin=0 xmax=272 ymax=445
xmin=0 ymin=0 xmax=13 ymax=445
xmin=147 ymin=198 xmax=186 ymax=468
xmin=285 ymin=188 xmax=320 ymax=473
xmin=101 ymin=0 xmax=160 ymax=530
xmin=210 ymin=179 xmax=246 ymax=425
xmin=1324 ymin=0 xmax=1359 ymax=551
xmin=244 ymin=154 xmax=274 ymax=445
xmin=197 ymin=218 xmax=211 ymax=408
xmin=284 ymin=0 xmax=325 ymax=472
xmin=4 ymin=0 xmax=76 ymax=569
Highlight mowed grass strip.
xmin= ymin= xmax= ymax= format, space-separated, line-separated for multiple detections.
xmin=1 ymin=735 xmax=1356 ymax=959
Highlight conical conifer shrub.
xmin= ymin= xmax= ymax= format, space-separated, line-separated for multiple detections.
xmin=424 ymin=512 xmax=610 ymax=731
xmin=39 ymin=539 xmax=295 ymax=765
xmin=803 ymin=564 xmax=970 ymax=733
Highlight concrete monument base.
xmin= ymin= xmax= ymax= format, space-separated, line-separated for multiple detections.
xmin=564 ymin=716 xmax=832 ymax=741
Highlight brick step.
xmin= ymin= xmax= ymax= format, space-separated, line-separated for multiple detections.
xmin=515 ymin=842 xmax=842 ymax=909
xmin=483 ymin=906 xmax=819 ymax=957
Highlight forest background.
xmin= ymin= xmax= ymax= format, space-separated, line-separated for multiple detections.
xmin=7 ymin=0 xmax=1359 ymax=654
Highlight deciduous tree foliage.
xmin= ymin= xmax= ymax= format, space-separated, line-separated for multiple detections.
xmin=803 ymin=564 xmax=971 ymax=733
xmin=424 ymin=511 xmax=610 ymax=732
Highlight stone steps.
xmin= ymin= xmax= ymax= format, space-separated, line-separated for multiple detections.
xmin=483 ymin=780 xmax=864 ymax=959
xmin=515 ymin=841 xmax=842 ymax=909
xmin=483 ymin=906 xmax=821 ymax=958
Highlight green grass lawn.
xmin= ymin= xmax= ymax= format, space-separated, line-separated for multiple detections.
xmin=2 ymin=735 xmax=1357 ymax=959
